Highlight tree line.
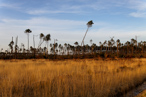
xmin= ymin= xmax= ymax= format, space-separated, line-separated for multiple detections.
xmin=1 ymin=20 xmax=146 ymax=59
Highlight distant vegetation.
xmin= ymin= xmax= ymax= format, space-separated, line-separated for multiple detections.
xmin=1 ymin=20 xmax=146 ymax=59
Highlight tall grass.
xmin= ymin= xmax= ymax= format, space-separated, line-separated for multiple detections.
xmin=0 ymin=59 xmax=146 ymax=97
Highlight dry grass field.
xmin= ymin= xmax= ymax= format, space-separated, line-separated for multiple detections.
xmin=0 ymin=59 xmax=146 ymax=97
xmin=136 ymin=90 xmax=146 ymax=97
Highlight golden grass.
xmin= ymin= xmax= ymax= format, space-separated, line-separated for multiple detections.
xmin=135 ymin=90 xmax=146 ymax=97
xmin=0 ymin=59 xmax=146 ymax=97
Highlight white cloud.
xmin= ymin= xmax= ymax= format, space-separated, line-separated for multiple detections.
xmin=0 ymin=3 xmax=20 ymax=9
xmin=130 ymin=12 xmax=146 ymax=18
xmin=79 ymin=0 xmax=146 ymax=18
xmin=1 ymin=18 xmax=86 ymax=29
xmin=22 ymin=0 xmax=146 ymax=17
xmin=27 ymin=9 xmax=82 ymax=15
xmin=127 ymin=0 xmax=146 ymax=18
xmin=25 ymin=0 xmax=127 ymax=15
xmin=128 ymin=0 xmax=146 ymax=11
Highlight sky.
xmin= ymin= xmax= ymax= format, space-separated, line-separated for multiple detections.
xmin=1 ymin=0 xmax=146 ymax=51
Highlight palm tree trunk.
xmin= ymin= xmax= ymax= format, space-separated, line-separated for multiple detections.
xmin=33 ymin=35 xmax=35 ymax=48
xmin=106 ymin=44 xmax=107 ymax=53
xmin=142 ymin=46 xmax=144 ymax=54
xmin=28 ymin=33 xmax=29 ymax=51
xmin=127 ymin=45 xmax=128 ymax=55
xmin=132 ymin=46 xmax=133 ymax=56
xmin=117 ymin=43 xmax=118 ymax=56
xmin=38 ymin=39 xmax=41 ymax=48
xmin=47 ymin=41 xmax=49 ymax=54
xmin=81 ymin=27 xmax=89 ymax=46
xmin=68 ymin=49 xmax=69 ymax=55
xmin=100 ymin=46 xmax=102 ymax=53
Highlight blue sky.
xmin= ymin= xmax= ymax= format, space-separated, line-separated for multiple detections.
xmin=1 ymin=0 xmax=146 ymax=51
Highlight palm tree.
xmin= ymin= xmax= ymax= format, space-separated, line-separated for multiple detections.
xmin=8 ymin=43 xmax=13 ymax=53
xmin=91 ymin=43 xmax=96 ymax=55
xmin=74 ymin=41 xmax=79 ymax=46
xmin=30 ymin=46 xmax=34 ymax=53
xmin=8 ymin=37 xmax=14 ymax=53
xmin=125 ymin=41 xmax=130 ymax=54
xmin=70 ymin=45 xmax=75 ymax=55
xmin=50 ymin=43 xmax=53 ymax=48
xmin=21 ymin=43 xmax=25 ymax=53
xmin=44 ymin=34 xmax=51 ymax=54
xmin=116 ymin=39 xmax=120 ymax=56
xmin=24 ymin=29 xmax=32 ymax=50
xmin=64 ymin=43 xmax=67 ymax=54
xmin=38 ymin=33 xmax=44 ymax=48
xmin=110 ymin=37 xmax=115 ymax=53
xmin=108 ymin=40 xmax=112 ymax=52
xmin=53 ymin=39 xmax=58 ymax=55
xmin=142 ymin=41 xmax=146 ymax=53
xmin=99 ymin=41 xmax=103 ymax=53
xmin=74 ymin=41 xmax=79 ymax=54
xmin=1 ymin=48 xmax=3 ymax=53
xmin=85 ymin=44 xmax=90 ymax=54
xmin=54 ymin=43 xmax=58 ymax=55
xmin=81 ymin=20 xmax=94 ymax=46
xmin=143 ymin=41 xmax=146 ymax=53
xmin=67 ymin=44 xmax=71 ymax=55
xmin=103 ymin=40 xmax=107 ymax=53
xmin=138 ymin=41 xmax=143 ymax=54
xmin=131 ymin=38 xmax=136 ymax=55
xmin=90 ymin=39 xmax=93 ymax=45
xmin=59 ymin=44 xmax=62 ymax=55
xmin=50 ymin=47 xmax=54 ymax=54
xmin=9 ymin=39 xmax=14 ymax=53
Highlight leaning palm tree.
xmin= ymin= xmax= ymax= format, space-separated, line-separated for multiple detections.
xmin=38 ymin=33 xmax=44 ymax=48
xmin=81 ymin=20 xmax=94 ymax=46
xmin=24 ymin=29 xmax=32 ymax=50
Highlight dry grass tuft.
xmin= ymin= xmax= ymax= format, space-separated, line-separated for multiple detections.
xmin=0 ymin=59 xmax=146 ymax=97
